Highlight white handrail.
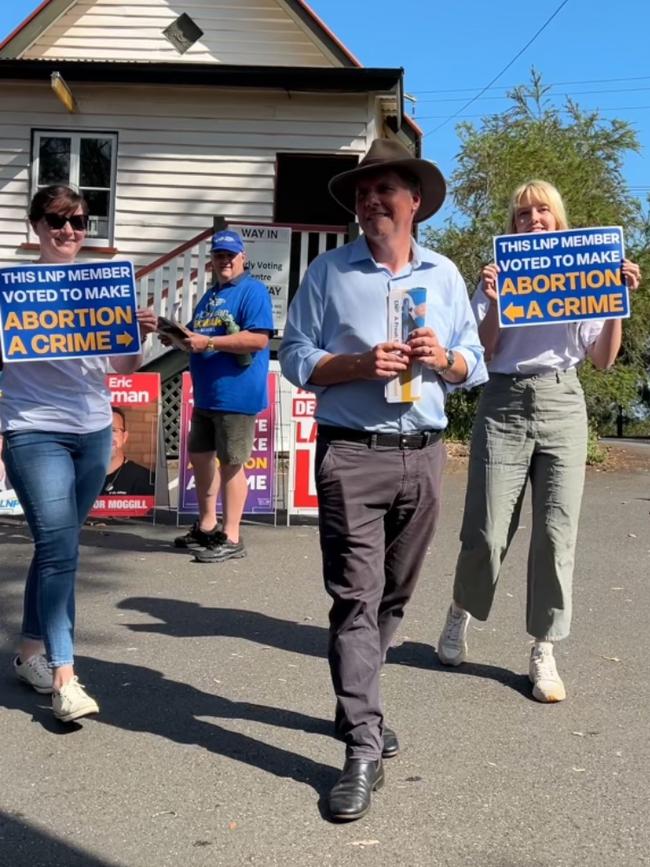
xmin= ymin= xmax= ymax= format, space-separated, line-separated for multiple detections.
xmin=137 ymin=225 xmax=348 ymax=365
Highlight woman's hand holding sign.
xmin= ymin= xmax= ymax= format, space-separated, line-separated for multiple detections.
xmin=136 ymin=308 xmax=157 ymax=339
xmin=481 ymin=263 xmax=499 ymax=302
xmin=622 ymin=259 xmax=641 ymax=291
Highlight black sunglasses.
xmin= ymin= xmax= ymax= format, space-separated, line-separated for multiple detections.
xmin=43 ymin=212 xmax=89 ymax=231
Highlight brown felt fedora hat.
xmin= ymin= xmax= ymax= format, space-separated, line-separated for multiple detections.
xmin=328 ymin=138 xmax=446 ymax=223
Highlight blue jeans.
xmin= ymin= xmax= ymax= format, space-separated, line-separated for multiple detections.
xmin=2 ymin=426 xmax=112 ymax=667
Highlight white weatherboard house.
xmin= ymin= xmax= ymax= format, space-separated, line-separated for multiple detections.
xmin=0 ymin=0 xmax=421 ymax=454
xmin=0 ymin=0 xmax=420 ymax=318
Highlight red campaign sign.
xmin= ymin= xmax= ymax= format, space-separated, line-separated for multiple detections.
xmin=107 ymin=372 xmax=161 ymax=404
xmin=289 ymin=386 xmax=318 ymax=513
xmin=293 ymin=443 xmax=318 ymax=509
xmin=89 ymin=372 xmax=160 ymax=518
xmin=292 ymin=395 xmax=317 ymax=417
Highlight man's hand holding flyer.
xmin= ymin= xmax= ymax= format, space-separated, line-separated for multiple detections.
xmin=385 ymin=287 xmax=427 ymax=403
xmin=156 ymin=316 xmax=193 ymax=351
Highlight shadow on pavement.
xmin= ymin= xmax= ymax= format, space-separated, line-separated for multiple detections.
xmin=0 ymin=653 xmax=338 ymax=799
xmin=0 ymin=810 xmax=121 ymax=867
xmin=118 ymin=596 xmax=329 ymax=658
xmin=80 ymin=526 xmax=188 ymax=554
xmin=117 ymin=597 xmax=532 ymax=699
xmin=387 ymin=641 xmax=533 ymax=699
xmin=0 ymin=520 xmax=187 ymax=556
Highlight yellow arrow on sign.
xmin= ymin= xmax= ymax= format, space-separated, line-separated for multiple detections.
xmin=116 ymin=332 xmax=134 ymax=347
xmin=503 ymin=302 xmax=525 ymax=323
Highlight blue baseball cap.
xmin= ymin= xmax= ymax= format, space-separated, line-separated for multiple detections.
xmin=211 ymin=230 xmax=245 ymax=255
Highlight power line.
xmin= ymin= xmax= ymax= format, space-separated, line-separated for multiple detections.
xmin=410 ymin=75 xmax=650 ymax=96
xmin=417 ymin=86 xmax=650 ymax=105
xmin=424 ymin=0 xmax=571 ymax=136
xmin=415 ymin=105 xmax=650 ymax=121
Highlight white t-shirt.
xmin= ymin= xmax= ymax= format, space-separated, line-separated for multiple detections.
xmin=472 ymin=284 xmax=604 ymax=376
xmin=0 ymin=356 xmax=112 ymax=433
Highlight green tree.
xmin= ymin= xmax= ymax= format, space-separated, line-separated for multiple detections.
xmin=425 ymin=70 xmax=650 ymax=438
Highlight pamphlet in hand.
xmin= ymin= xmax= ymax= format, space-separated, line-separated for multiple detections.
xmin=385 ymin=286 xmax=427 ymax=403
xmin=156 ymin=316 xmax=192 ymax=351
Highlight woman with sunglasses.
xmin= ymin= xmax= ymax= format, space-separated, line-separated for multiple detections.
xmin=437 ymin=179 xmax=641 ymax=703
xmin=1 ymin=184 xmax=157 ymax=722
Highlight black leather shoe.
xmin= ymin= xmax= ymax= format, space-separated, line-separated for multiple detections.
xmin=382 ymin=725 xmax=400 ymax=759
xmin=328 ymin=758 xmax=384 ymax=821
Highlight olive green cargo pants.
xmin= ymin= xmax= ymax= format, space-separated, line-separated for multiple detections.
xmin=453 ymin=368 xmax=587 ymax=641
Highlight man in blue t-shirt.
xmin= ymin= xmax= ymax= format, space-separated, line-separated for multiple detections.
xmin=173 ymin=230 xmax=273 ymax=562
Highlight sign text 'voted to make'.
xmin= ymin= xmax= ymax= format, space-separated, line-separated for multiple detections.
xmin=494 ymin=227 xmax=629 ymax=328
xmin=0 ymin=261 xmax=141 ymax=362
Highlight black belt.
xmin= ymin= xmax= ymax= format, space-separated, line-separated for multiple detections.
xmin=318 ymin=425 xmax=443 ymax=450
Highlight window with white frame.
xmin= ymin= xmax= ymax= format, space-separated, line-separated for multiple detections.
xmin=31 ymin=131 xmax=118 ymax=245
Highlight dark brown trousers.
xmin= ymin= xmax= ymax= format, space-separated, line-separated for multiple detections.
xmin=315 ymin=435 xmax=446 ymax=760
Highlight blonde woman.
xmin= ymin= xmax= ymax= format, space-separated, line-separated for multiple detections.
xmin=437 ymin=180 xmax=641 ymax=702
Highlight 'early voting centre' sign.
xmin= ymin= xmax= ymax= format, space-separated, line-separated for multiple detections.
xmin=232 ymin=224 xmax=291 ymax=332
xmin=494 ymin=227 xmax=629 ymax=328
xmin=0 ymin=260 xmax=141 ymax=362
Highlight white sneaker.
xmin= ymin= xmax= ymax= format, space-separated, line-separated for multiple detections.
xmin=52 ymin=677 xmax=99 ymax=722
xmin=529 ymin=643 xmax=566 ymax=703
xmin=437 ymin=604 xmax=471 ymax=665
xmin=13 ymin=654 xmax=53 ymax=694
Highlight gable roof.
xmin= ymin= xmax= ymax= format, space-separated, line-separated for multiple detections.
xmin=0 ymin=0 xmax=359 ymax=66
xmin=0 ymin=0 xmax=421 ymax=143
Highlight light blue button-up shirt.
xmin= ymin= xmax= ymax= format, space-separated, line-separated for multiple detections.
xmin=279 ymin=236 xmax=487 ymax=432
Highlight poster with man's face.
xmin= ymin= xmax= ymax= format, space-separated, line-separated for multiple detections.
xmin=0 ymin=434 xmax=24 ymax=516
xmin=89 ymin=373 xmax=161 ymax=519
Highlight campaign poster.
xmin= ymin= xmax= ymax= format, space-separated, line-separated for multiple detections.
xmin=494 ymin=227 xmax=629 ymax=328
xmin=0 ymin=433 xmax=23 ymax=516
xmin=89 ymin=373 xmax=160 ymax=519
xmin=0 ymin=260 xmax=141 ymax=362
xmin=288 ymin=387 xmax=318 ymax=516
xmin=233 ymin=225 xmax=291 ymax=332
xmin=178 ymin=372 xmax=277 ymax=516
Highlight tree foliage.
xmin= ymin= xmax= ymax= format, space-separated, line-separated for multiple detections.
xmin=424 ymin=71 xmax=650 ymax=437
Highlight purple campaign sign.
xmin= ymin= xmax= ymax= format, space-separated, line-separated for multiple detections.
xmin=178 ymin=372 xmax=276 ymax=515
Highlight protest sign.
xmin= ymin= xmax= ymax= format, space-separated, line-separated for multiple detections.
xmin=287 ymin=387 xmax=318 ymax=517
xmin=89 ymin=373 xmax=160 ymax=519
xmin=494 ymin=227 xmax=629 ymax=328
xmin=0 ymin=260 xmax=141 ymax=362
xmin=233 ymin=225 xmax=291 ymax=332
xmin=0 ymin=434 xmax=23 ymax=516
xmin=178 ymin=372 xmax=277 ymax=516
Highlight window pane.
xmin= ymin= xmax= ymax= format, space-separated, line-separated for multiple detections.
xmin=79 ymin=138 xmax=112 ymax=188
xmin=81 ymin=188 xmax=110 ymax=239
xmin=38 ymin=137 xmax=71 ymax=185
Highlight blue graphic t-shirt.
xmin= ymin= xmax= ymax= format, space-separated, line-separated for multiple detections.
xmin=189 ymin=273 xmax=273 ymax=414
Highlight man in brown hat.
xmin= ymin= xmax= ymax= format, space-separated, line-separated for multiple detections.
xmin=279 ymin=137 xmax=486 ymax=821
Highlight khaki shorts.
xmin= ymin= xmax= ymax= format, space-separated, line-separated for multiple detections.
xmin=188 ymin=408 xmax=256 ymax=466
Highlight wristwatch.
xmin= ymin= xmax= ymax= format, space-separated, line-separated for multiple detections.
xmin=433 ymin=348 xmax=455 ymax=374
xmin=205 ymin=337 xmax=216 ymax=352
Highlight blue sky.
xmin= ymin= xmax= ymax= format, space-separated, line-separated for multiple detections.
xmin=2 ymin=0 xmax=648 ymax=227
